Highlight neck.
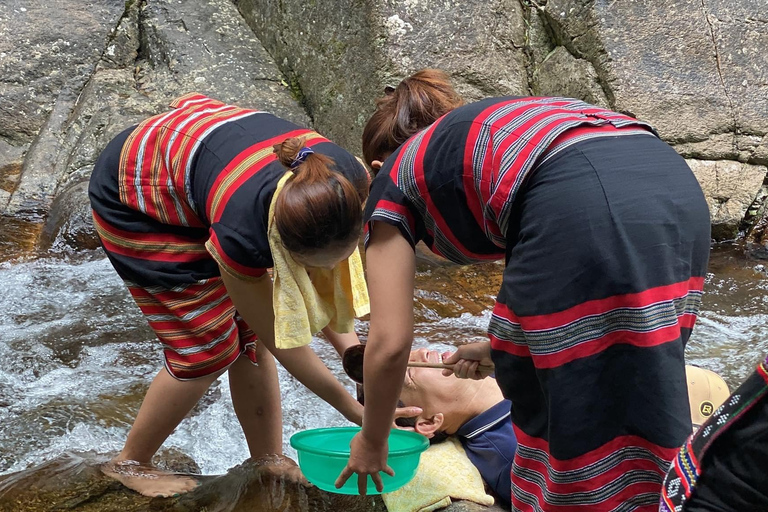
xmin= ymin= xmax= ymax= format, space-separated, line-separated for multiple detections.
xmin=441 ymin=379 xmax=505 ymax=435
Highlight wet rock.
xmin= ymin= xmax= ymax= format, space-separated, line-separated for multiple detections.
xmin=686 ymin=159 xmax=768 ymax=240
xmin=38 ymin=180 xmax=99 ymax=254
xmin=234 ymin=0 xmax=528 ymax=154
xmin=0 ymin=452 xmax=504 ymax=512
xmin=152 ymin=449 xmax=201 ymax=475
xmin=0 ymin=140 xmax=25 ymax=210
xmin=414 ymin=255 xmax=502 ymax=322
xmin=0 ymin=453 xmax=387 ymax=512
xmin=0 ymin=216 xmax=43 ymax=262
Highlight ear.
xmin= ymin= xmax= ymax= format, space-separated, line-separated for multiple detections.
xmin=371 ymin=160 xmax=384 ymax=171
xmin=414 ymin=413 xmax=444 ymax=439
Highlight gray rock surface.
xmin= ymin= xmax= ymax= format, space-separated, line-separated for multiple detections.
xmin=0 ymin=0 xmax=309 ymax=255
xmin=2 ymin=0 xmax=768 ymax=249
xmin=37 ymin=180 xmax=99 ymax=254
xmin=234 ymin=0 xmax=528 ymax=154
xmin=532 ymin=0 xmax=768 ymax=159
xmin=237 ymin=0 xmax=768 ymax=242
xmin=687 ymin=159 xmax=768 ymax=240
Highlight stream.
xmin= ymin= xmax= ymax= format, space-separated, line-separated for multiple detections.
xmin=0 ymin=244 xmax=765 ymax=478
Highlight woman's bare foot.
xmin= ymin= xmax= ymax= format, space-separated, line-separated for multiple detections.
xmin=101 ymin=459 xmax=200 ymax=498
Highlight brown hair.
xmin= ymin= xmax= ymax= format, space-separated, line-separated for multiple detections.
xmin=362 ymin=69 xmax=464 ymax=167
xmin=273 ymin=137 xmax=368 ymax=255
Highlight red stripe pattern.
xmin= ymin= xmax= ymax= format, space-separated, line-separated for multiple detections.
xmin=119 ymin=93 xmax=262 ymax=227
xmin=384 ymin=97 xmax=654 ymax=261
xmin=126 ymin=278 xmax=258 ymax=379
xmin=513 ymin=428 xmax=678 ymax=512
xmin=489 ymin=277 xmax=704 ymax=368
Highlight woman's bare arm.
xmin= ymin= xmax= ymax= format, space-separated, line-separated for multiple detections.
xmin=321 ymin=326 xmax=361 ymax=357
xmin=220 ymin=268 xmax=363 ymax=425
xmin=335 ymin=222 xmax=416 ymax=493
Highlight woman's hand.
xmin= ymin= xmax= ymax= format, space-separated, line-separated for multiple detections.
xmin=442 ymin=341 xmax=493 ymax=379
xmin=335 ymin=431 xmax=393 ymax=495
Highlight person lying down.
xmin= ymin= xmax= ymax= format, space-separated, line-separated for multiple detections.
xmin=358 ymin=348 xmax=731 ymax=508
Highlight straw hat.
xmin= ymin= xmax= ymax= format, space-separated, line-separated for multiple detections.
xmin=686 ymin=365 xmax=730 ymax=429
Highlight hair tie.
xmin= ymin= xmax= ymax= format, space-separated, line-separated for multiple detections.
xmin=290 ymin=147 xmax=314 ymax=169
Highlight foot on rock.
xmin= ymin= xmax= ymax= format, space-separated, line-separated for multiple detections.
xmin=101 ymin=459 xmax=200 ymax=498
xmin=251 ymin=454 xmax=311 ymax=486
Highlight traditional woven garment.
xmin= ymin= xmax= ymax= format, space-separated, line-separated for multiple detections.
xmin=365 ymin=97 xmax=711 ymax=511
xmin=90 ymin=94 xmax=368 ymax=378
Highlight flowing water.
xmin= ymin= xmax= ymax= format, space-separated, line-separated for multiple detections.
xmin=0 ymin=242 xmax=765 ymax=479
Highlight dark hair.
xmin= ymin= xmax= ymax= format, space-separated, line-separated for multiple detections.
xmin=362 ymin=69 xmax=464 ymax=167
xmin=356 ymin=387 xmax=449 ymax=445
xmin=273 ymin=137 xmax=368 ymax=255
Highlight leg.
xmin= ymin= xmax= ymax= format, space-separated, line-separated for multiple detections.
xmin=103 ymin=367 xmax=220 ymax=497
xmin=119 ymin=367 xmax=220 ymax=462
xmin=229 ymin=345 xmax=283 ymax=457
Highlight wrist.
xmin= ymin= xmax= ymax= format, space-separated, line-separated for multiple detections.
xmin=344 ymin=397 xmax=364 ymax=426
xmin=360 ymin=426 xmax=389 ymax=449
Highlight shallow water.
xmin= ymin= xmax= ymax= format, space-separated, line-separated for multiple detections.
xmin=0 ymin=245 xmax=765 ymax=477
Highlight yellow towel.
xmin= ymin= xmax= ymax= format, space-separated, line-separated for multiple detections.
xmin=268 ymin=172 xmax=370 ymax=349
xmin=383 ymin=437 xmax=495 ymax=512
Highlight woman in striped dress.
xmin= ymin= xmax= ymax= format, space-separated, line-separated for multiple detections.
xmin=336 ymin=70 xmax=711 ymax=511
xmin=89 ymin=93 xmax=372 ymax=497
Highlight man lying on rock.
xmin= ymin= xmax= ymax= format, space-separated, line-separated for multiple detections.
xmin=356 ymin=348 xmax=730 ymax=509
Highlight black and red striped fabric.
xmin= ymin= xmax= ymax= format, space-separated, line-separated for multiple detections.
xmin=364 ymin=97 xmax=711 ymax=511
xmin=89 ymin=94 xmax=367 ymax=379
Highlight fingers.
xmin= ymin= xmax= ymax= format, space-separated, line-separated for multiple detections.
xmin=467 ymin=360 xmax=479 ymax=380
xmin=393 ymin=406 xmax=422 ymax=419
xmin=441 ymin=350 xmax=459 ymax=365
xmin=358 ymin=473 xmax=369 ymax=495
xmin=450 ymin=358 xmax=474 ymax=379
xmin=335 ymin=466 xmax=353 ymax=489
xmin=372 ymin=467 xmax=393 ymax=493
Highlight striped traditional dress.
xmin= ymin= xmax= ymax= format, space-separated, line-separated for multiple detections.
xmin=364 ymin=97 xmax=711 ymax=511
xmin=89 ymin=93 xmax=367 ymax=379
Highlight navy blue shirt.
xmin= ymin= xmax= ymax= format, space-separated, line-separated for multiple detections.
xmin=455 ymin=400 xmax=516 ymax=506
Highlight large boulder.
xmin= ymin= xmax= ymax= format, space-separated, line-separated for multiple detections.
xmin=687 ymin=159 xmax=768 ymax=240
xmin=0 ymin=0 xmax=310 ymax=258
xmin=234 ymin=0 xmax=528 ymax=154
xmin=0 ymin=453 xmax=386 ymax=512
xmin=235 ymin=0 xmax=768 ymax=242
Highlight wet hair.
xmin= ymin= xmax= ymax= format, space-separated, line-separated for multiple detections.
xmin=362 ymin=69 xmax=465 ymax=168
xmin=356 ymin=387 xmax=449 ymax=445
xmin=273 ymin=137 xmax=369 ymax=255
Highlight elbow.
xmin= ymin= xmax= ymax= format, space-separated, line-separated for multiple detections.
xmin=366 ymin=332 xmax=412 ymax=368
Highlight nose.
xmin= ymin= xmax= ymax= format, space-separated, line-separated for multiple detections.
xmin=409 ymin=348 xmax=429 ymax=362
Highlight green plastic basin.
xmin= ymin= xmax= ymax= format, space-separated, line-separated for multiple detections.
xmin=289 ymin=427 xmax=428 ymax=495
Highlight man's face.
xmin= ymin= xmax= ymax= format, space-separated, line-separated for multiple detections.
xmin=400 ymin=348 xmax=469 ymax=413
